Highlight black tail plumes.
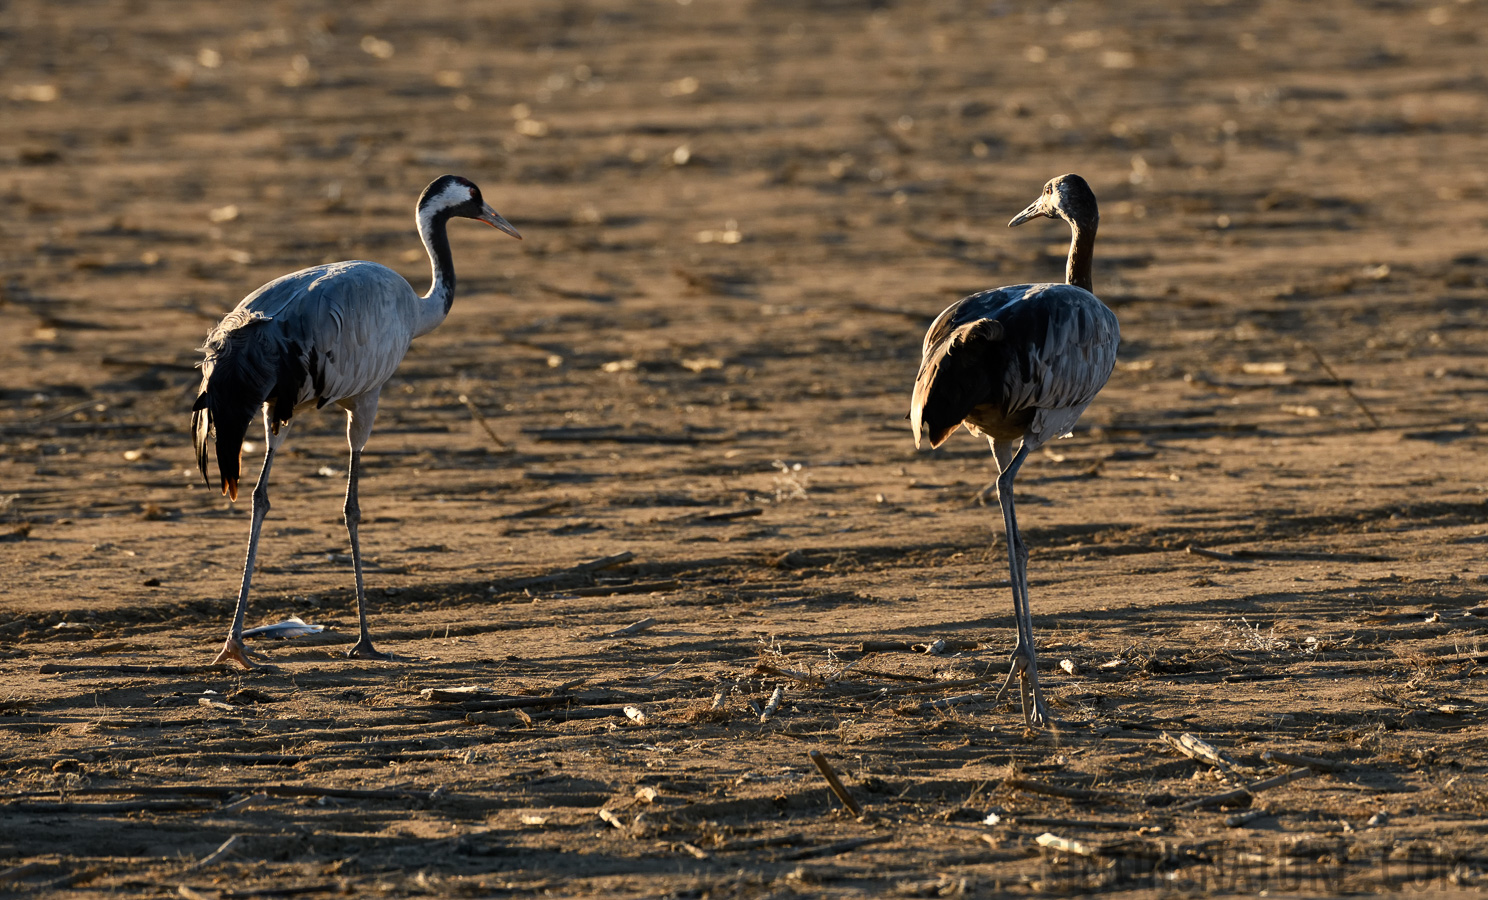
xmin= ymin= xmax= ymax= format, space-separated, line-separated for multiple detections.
xmin=913 ymin=318 xmax=1005 ymax=448
xmin=191 ymin=311 xmax=298 ymax=501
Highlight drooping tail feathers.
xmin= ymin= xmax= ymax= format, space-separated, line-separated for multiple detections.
xmin=910 ymin=318 xmax=1004 ymax=449
xmin=191 ymin=311 xmax=306 ymax=501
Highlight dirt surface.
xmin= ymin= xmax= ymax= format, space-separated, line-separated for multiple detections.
xmin=4 ymin=0 xmax=1488 ymax=896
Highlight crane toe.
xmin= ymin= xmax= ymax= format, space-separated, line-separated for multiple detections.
xmin=212 ymin=638 xmax=258 ymax=671
xmin=346 ymin=639 xmax=390 ymax=662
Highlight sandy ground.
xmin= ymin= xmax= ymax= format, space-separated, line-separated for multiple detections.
xmin=3 ymin=0 xmax=1488 ymax=896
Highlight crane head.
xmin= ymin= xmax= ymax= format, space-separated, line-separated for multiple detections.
xmin=1009 ymin=174 xmax=1098 ymax=230
xmin=419 ymin=175 xmax=522 ymax=240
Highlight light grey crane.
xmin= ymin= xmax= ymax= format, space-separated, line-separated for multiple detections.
xmin=191 ymin=175 xmax=521 ymax=669
xmin=910 ymin=174 xmax=1119 ymax=726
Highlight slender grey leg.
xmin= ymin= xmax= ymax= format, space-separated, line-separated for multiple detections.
xmin=214 ymin=446 xmax=275 ymax=669
xmin=344 ymin=449 xmax=387 ymax=660
xmin=987 ymin=444 xmax=1050 ymax=725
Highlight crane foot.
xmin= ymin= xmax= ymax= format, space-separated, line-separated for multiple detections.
xmin=212 ymin=638 xmax=257 ymax=671
xmin=346 ymin=638 xmax=390 ymax=661
xmin=992 ymin=648 xmax=1053 ymax=727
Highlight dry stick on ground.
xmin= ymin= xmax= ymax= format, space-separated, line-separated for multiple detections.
xmin=563 ymin=581 xmax=678 ymax=598
xmin=759 ymin=686 xmax=785 ymax=723
xmin=860 ymin=639 xmax=979 ymax=653
xmin=181 ymin=835 xmax=240 ymax=873
xmin=1177 ymin=766 xmax=1315 ymax=811
xmin=598 ymin=808 xmax=627 ymax=831
xmin=457 ymin=394 xmax=511 ymax=450
xmin=711 ymin=682 xmax=735 ymax=710
xmin=7 ymin=799 xmax=219 ymax=814
xmin=1261 ymin=750 xmax=1350 ymax=772
xmin=1004 ymin=777 xmax=1125 ymax=803
xmin=11 ymin=784 xmax=438 ymax=802
xmin=778 ymin=835 xmax=891 ymax=862
xmin=1225 ymin=808 xmax=1270 ymax=828
xmin=918 ymin=692 xmax=991 ymax=712
xmin=638 ymin=660 xmax=684 ymax=684
xmin=1300 ymin=341 xmax=1380 ymax=429
xmin=1160 ymin=732 xmax=1257 ymax=777
xmin=215 ymin=793 xmax=269 ymax=815
xmin=38 ymin=663 xmax=234 ymax=676
xmin=589 ymin=617 xmax=657 ymax=640
xmin=1186 ymin=545 xmax=1244 ymax=563
xmin=508 ymin=552 xmax=635 ymax=590
xmin=1007 ymin=815 xmax=1153 ymax=831
xmin=808 ymin=750 xmax=863 ymax=817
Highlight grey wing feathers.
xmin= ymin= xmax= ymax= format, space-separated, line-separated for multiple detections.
xmin=190 ymin=262 xmax=419 ymax=500
xmin=911 ymin=285 xmax=1119 ymax=449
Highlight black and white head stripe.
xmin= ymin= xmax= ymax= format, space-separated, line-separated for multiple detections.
xmin=418 ymin=175 xmax=480 ymax=214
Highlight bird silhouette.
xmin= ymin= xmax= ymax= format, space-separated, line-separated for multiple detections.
xmin=910 ymin=174 xmax=1119 ymax=725
xmin=191 ymin=175 xmax=521 ymax=669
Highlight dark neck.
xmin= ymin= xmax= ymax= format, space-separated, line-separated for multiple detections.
xmin=1065 ymin=217 xmax=1096 ymax=292
xmin=423 ymin=209 xmax=457 ymax=313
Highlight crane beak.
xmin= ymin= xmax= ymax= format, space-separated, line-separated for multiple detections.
xmin=1008 ymin=198 xmax=1048 ymax=228
xmin=477 ymin=205 xmax=523 ymax=240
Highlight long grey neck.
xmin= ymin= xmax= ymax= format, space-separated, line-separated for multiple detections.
xmin=1065 ymin=217 xmax=1097 ymax=292
xmin=414 ymin=208 xmax=456 ymax=336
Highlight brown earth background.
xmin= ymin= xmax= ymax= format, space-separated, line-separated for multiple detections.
xmin=3 ymin=0 xmax=1488 ymax=896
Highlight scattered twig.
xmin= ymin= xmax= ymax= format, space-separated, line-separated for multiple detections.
xmin=638 ymin=661 xmax=685 ymax=684
xmin=561 ymin=581 xmax=677 ymax=598
xmin=808 ymin=750 xmax=863 ymax=817
xmin=1005 ymin=777 xmax=1123 ymax=803
xmin=711 ymin=682 xmax=735 ymax=710
xmin=1186 ymin=545 xmax=1243 ymax=562
xmin=1177 ymin=766 xmax=1315 ymax=811
xmin=1225 ymin=808 xmax=1270 ymax=828
xmin=860 ymin=639 xmax=979 ymax=653
xmin=1300 ymin=342 xmax=1380 ymax=429
xmin=508 ymin=552 xmax=635 ymax=589
xmin=457 ymin=394 xmax=510 ymax=450
xmin=777 ymin=834 xmax=890 ymax=861
xmin=598 ymin=808 xmax=627 ymax=831
xmin=1261 ymin=750 xmax=1350 ymax=772
xmin=216 ymin=793 xmax=269 ymax=815
xmin=917 ymin=691 xmax=990 ymax=712
xmin=6 ymin=799 xmax=217 ymax=814
xmin=759 ymin=686 xmax=785 ymax=723
xmin=458 ymin=695 xmax=576 ymax=713
xmin=589 ymin=617 xmax=657 ymax=640
xmin=39 ymin=663 xmax=234 ymax=676
xmin=664 ymin=508 xmax=764 ymax=525
xmin=182 ymin=835 xmax=240 ymax=873
xmin=1004 ymin=815 xmax=1152 ymax=831
xmin=177 ymin=886 xmax=216 ymax=900
xmin=10 ymin=784 xmax=439 ymax=802
xmin=1159 ymin=732 xmax=1257 ymax=777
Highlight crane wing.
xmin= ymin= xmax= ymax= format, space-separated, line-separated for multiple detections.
xmin=192 ymin=261 xmax=419 ymax=498
xmin=911 ymin=285 xmax=1119 ymax=449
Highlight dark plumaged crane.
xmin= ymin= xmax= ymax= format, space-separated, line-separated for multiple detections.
xmin=910 ymin=174 xmax=1119 ymax=725
xmin=191 ymin=175 xmax=521 ymax=669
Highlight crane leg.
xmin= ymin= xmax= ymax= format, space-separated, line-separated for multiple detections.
xmin=213 ymin=442 xmax=276 ymax=670
xmin=987 ymin=444 xmax=1051 ymax=726
xmin=343 ymin=449 xmax=388 ymax=661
